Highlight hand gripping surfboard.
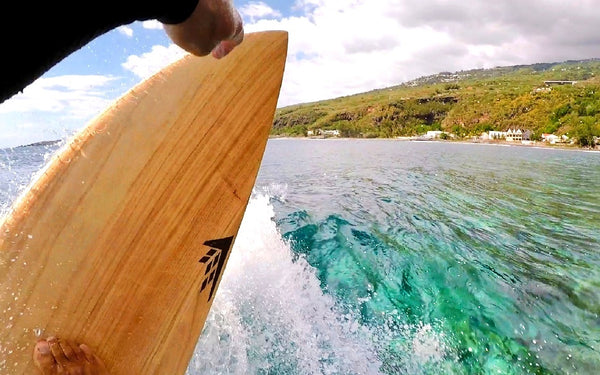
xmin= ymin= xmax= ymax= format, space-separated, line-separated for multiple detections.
xmin=0 ymin=31 xmax=287 ymax=374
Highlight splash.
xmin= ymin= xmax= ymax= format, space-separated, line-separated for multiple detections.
xmin=186 ymin=194 xmax=382 ymax=374
xmin=186 ymin=193 xmax=453 ymax=374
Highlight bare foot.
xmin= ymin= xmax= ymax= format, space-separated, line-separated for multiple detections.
xmin=33 ymin=337 xmax=109 ymax=375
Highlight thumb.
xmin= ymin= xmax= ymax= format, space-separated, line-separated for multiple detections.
xmin=212 ymin=9 xmax=244 ymax=59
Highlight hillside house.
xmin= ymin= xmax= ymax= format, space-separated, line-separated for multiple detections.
xmin=506 ymin=128 xmax=523 ymax=141
xmin=486 ymin=129 xmax=531 ymax=142
xmin=322 ymin=129 xmax=340 ymax=137
xmin=306 ymin=129 xmax=340 ymax=137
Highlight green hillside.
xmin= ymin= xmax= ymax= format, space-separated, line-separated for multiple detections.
xmin=272 ymin=59 xmax=600 ymax=147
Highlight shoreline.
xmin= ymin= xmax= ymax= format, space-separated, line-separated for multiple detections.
xmin=268 ymin=136 xmax=600 ymax=153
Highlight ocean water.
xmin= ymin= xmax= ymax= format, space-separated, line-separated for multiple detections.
xmin=1 ymin=139 xmax=599 ymax=374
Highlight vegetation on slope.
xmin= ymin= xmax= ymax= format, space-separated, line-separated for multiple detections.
xmin=272 ymin=60 xmax=600 ymax=146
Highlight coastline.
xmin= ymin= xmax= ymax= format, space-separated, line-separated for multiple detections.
xmin=268 ymin=135 xmax=600 ymax=153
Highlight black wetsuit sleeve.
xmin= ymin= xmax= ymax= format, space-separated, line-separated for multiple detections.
xmin=1 ymin=0 xmax=198 ymax=104
xmin=157 ymin=0 xmax=199 ymax=24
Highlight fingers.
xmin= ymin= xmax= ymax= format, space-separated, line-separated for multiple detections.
xmin=212 ymin=9 xmax=244 ymax=59
xmin=164 ymin=0 xmax=245 ymax=58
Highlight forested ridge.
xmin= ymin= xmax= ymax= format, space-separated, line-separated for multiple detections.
xmin=272 ymin=59 xmax=600 ymax=146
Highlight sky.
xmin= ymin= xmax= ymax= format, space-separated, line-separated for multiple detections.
xmin=1 ymin=0 xmax=600 ymax=147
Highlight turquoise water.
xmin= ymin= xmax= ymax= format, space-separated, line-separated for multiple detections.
xmin=189 ymin=140 xmax=600 ymax=374
xmin=1 ymin=140 xmax=599 ymax=374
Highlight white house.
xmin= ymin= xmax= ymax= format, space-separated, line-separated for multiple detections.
xmin=506 ymin=128 xmax=523 ymax=142
xmin=322 ymin=129 xmax=340 ymax=137
xmin=307 ymin=129 xmax=340 ymax=137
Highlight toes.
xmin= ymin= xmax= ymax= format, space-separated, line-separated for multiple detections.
xmin=59 ymin=338 xmax=83 ymax=361
xmin=48 ymin=337 xmax=69 ymax=367
xmin=79 ymin=344 xmax=107 ymax=369
xmin=33 ymin=340 xmax=57 ymax=373
xmin=79 ymin=343 xmax=94 ymax=363
xmin=34 ymin=338 xmax=108 ymax=375
xmin=70 ymin=341 xmax=85 ymax=361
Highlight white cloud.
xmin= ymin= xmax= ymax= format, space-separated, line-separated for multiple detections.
xmin=121 ymin=44 xmax=188 ymax=79
xmin=142 ymin=20 xmax=163 ymax=30
xmin=239 ymin=1 xmax=282 ymax=22
xmin=0 ymin=75 xmax=116 ymax=118
xmin=244 ymin=2 xmax=427 ymax=106
xmin=241 ymin=0 xmax=600 ymax=107
xmin=117 ymin=25 xmax=134 ymax=37
xmin=0 ymin=75 xmax=119 ymax=147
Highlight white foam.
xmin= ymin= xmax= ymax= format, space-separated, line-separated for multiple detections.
xmin=411 ymin=323 xmax=447 ymax=363
xmin=186 ymin=194 xmax=382 ymax=374
xmin=185 ymin=193 xmax=456 ymax=374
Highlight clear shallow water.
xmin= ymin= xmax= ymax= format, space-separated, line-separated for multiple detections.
xmin=1 ymin=140 xmax=599 ymax=374
xmin=191 ymin=140 xmax=600 ymax=375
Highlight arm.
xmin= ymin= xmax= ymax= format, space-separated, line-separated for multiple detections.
xmin=1 ymin=0 xmax=244 ymax=104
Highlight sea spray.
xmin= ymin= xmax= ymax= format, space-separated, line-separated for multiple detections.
xmin=0 ymin=142 xmax=62 ymax=215
xmin=186 ymin=194 xmax=382 ymax=375
xmin=186 ymin=193 xmax=455 ymax=375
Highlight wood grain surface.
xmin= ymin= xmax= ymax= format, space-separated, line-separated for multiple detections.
xmin=0 ymin=31 xmax=287 ymax=374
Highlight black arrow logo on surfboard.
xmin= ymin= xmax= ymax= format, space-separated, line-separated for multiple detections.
xmin=198 ymin=236 xmax=234 ymax=301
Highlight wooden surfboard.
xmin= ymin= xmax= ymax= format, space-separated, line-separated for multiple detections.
xmin=0 ymin=31 xmax=287 ymax=374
